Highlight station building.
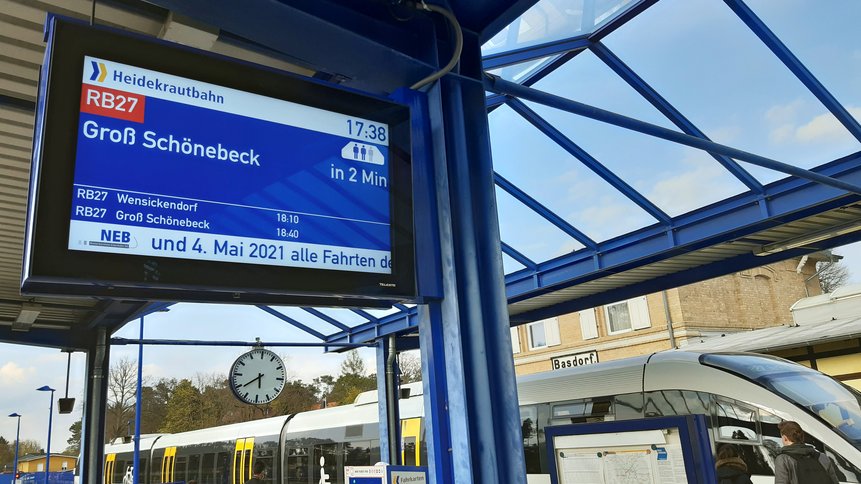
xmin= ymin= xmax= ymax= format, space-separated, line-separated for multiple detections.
xmin=510 ymin=256 xmax=826 ymax=374
xmin=14 ymin=454 xmax=77 ymax=473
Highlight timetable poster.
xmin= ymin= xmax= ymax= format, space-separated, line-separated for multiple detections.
xmin=69 ymin=56 xmax=393 ymax=275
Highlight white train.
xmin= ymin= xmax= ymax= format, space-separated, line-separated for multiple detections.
xmin=104 ymin=351 xmax=861 ymax=484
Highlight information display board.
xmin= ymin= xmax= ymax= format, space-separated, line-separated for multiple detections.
xmin=545 ymin=415 xmax=716 ymax=484
xmin=22 ymin=17 xmax=416 ymax=304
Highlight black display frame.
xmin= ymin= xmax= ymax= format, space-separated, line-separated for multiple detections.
xmin=21 ymin=16 xmax=417 ymax=306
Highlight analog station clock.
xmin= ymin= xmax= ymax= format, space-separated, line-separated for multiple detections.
xmin=229 ymin=348 xmax=286 ymax=405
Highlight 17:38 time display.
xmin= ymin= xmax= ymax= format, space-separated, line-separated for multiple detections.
xmin=346 ymin=119 xmax=387 ymax=142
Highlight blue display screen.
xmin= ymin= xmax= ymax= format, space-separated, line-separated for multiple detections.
xmin=69 ymin=57 xmax=394 ymax=275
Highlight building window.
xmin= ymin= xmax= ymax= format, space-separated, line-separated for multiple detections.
xmin=604 ymin=296 xmax=651 ymax=334
xmin=510 ymin=327 xmax=521 ymax=354
xmin=527 ymin=318 xmax=561 ymax=350
xmin=579 ymin=308 xmax=598 ymax=340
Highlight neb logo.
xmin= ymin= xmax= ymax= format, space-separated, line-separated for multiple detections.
xmin=100 ymin=230 xmax=130 ymax=243
xmin=89 ymin=61 xmax=107 ymax=82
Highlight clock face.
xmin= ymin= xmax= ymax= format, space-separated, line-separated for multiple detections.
xmin=229 ymin=348 xmax=286 ymax=405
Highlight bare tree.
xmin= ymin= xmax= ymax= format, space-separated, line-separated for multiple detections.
xmin=340 ymin=350 xmax=366 ymax=376
xmin=106 ymin=357 xmax=138 ymax=441
xmin=398 ymin=351 xmax=422 ymax=383
xmin=818 ymin=260 xmax=850 ymax=293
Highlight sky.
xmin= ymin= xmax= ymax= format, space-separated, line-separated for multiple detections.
xmin=3 ymin=0 xmax=861 ymax=453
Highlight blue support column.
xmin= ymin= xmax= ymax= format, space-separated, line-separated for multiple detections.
xmin=417 ymin=33 xmax=527 ymax=482
xmin=81 ymin=328 xmax=108 ymax=484
xmin=375 ymin=339 xmax=399 ymax=465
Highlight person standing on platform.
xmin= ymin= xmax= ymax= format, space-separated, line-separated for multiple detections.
xmin=245 ymin=462 xmax=267 ymax=484
xmin=774 ymin=421 xmax=839 ymax=484
xmin=716 ymin=444 xmax=753 ymax=484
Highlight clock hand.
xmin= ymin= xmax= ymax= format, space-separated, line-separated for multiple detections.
xmin=242 ymin=373 xmax=264 ymax=387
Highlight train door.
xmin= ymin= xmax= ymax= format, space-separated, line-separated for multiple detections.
xmin=160 ymin=447 xmax=177 ymax=483
xmin=232 ymin=438 xmax=254 ymax=484
xmin=104 ymin=454 xmax=116 ymax=484
xmin=312 ymin=444 xmax=339 ymax=484
xmin=401 ymin=418 xmax=421 ymax=465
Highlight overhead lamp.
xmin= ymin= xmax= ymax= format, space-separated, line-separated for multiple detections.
xmin=12 ymin=304 xmax=41 ymax=331
xmin=755 ymin=220 xmax=861 ymax=256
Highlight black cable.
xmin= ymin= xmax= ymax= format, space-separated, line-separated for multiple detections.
xmin=90 ymin=0 xmax=96 ymax=26
xmin=409 ymin=2 xmax=463 ymax=90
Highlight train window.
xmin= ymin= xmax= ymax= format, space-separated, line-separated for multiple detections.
xmin=614 ymin=393 xmax=644 ymax=420
xmin=520 ymin=405 xmax=541 ymax=473
xmin=313 ymin=445 xmax=338 ymax=484
xmin=188 ymin=455 xmax=200 ymax=484
xmin=644 ymin=391 xmax=710 ymax=418
xmin=255 ymin=456 xmax=274 ymax=484
xmin=153 ymin=458 xmax=163 ymax=484
xmin=285 ymin=447 xmax=309 ymax=484
xmin=403 ymin=437 xmax=417 ymax=466
xmin=201 ymin=454 xmax=215 ymax=484
xmin=714 ymin=397 xmax=761 ymax=444
xmin=175 ymin=456 xmax=187 ymax=484
xmin=369 ymin=440 xmax=381 ymax=465
xmin=216 ymin=452 xmax=229 ymax=484
xmin=551 ymin=397 xmax=612 ymax=425
xmin=112 ymin=461 xmax=124 ymax=484
xmin=345 ymin=441 xmax=371 ymax=467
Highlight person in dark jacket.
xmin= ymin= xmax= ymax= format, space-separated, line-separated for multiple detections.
xmin=774 ymin=420 xmax=839 ymax=484
xmin=716 ymin=444 xmax=753 ymax=484
xmin=245 ymin=461 xmax=267 ymax=484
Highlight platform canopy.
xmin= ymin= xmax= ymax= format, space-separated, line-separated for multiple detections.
xmin=1 ymin=0 xmax=860 ymax=349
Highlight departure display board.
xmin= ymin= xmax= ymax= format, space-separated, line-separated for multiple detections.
xmin=22 ymin=17 xmax=416 ymax=304
xmin=72 ymin=56 xmax=393 ymax=274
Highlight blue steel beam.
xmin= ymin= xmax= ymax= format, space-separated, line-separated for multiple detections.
xmin=486 ymin=93 xmax=508 ymax=109
xmin=724 ymin=0 xmax=861 ymax=143
xmin=326 ymin=149 xmax=861 ymax=344
xmin=494 ymin=172 xmax=598 ymax=249
xmin=512 ymin=229 xmax=861 ymax=324
xmin=482 ymin=34 xmax=591 ymax=70
xmin=590 ymin=42 xmax=765 ymax=194
xmin=350 ymin=308 xmax=379 ymax=323
xmin=485 ymin=75 xmax=861 ymax=195
xmin=506 ymin=97 xmax=672 ymax=224
xmin=110 ymin=337 xmax=371 ymax=347
xmin=504 ymin=150 xmax=861 ymax=307
xmin=485 ymin=50 xmax=579 ymax=111
xmin=501 ymin=241 xmax=537 ymax=271
xmin=301 ymin=307 xmax=351 ymax=332
xmin=588 ymin=0 xmax=661 ymax=42
xmin=255 ymin=305 xmax=328 ymax=340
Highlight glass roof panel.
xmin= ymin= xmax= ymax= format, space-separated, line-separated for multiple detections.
xmin=495 ymin=186 xmax=584 ymax=263
xmin=315 ymin=307 xmax=371 ymax=326
xmin=486 ymin=55 xmax=561 ymax=83
xmin=268 ymin=305 xmax=341 ymax=336
xmin=744 ymin=0 xmax=861 ymax=137
xmin=601 ymin=0 xmax=861 ymax=185
xmin=527 ymin=99 xmax=751 ymax=218
xmin=489 ymin=103 xmax=655 ymax=246
xmin=481 ymin=0 xmax=641 ymax=56
xmin=530 ymin=49 xmax=679 ymax=130
xmin=502 ymin=253 xmax=528 ymax=274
